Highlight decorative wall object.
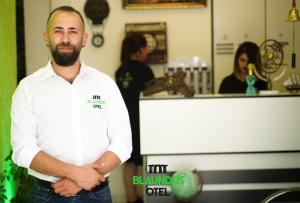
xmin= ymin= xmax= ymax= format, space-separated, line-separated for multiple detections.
xmin=84 ymin=0 xmax=110 ymax=47
xmin=126 ymin=22 xmax=167 ymax=64
xmin=165 ymin=56 xmax=212 ymax=94
xmin=143 ymin=70 xmax=195 ymax=97
xmin=123 ymin=0 xmax=207 ymax=9
xmin=286 ymin=0 xmax=300 ymax=69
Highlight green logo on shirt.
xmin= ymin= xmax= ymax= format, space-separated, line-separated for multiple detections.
xmin=87 ymin=95 xmax=105 ymax=109
xmin=119 ymin=72 xmax=133 ymax=89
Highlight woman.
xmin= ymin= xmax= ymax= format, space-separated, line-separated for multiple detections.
xmin=115 ymin=35 xmax=154 ymax=203
xmin=219 ymin=41 xmax=267 ymax=93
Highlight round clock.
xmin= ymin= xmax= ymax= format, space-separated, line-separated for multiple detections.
xmin=92 ymin=33 xmax=104 ymax=47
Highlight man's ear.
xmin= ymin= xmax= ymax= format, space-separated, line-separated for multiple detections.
xmin=82 ymin=32 xmax=88 ymax=47
xmin=44 ymin=32 xmax=49 ymax=47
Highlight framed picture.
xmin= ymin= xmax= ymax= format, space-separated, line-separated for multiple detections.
xmin=126 ymin=22 xmax=167 ymax=64
xmin=123 ymin=0 xmax=207 ymax=9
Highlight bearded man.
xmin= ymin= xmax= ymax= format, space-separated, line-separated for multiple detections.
xmin=10 ymin=6 xmax=132 ymax=203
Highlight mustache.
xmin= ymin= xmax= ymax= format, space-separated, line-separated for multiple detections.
xmin=56 ymin=43 xmax=75 ymax=49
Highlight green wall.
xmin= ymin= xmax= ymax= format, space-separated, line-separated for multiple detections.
xmin=0 ymin=0 xmax=17 ymax=201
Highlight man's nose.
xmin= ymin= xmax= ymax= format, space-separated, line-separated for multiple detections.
xmin=61 ymin=32 xmax=70 ymax=43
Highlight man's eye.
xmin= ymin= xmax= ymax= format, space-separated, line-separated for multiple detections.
xmin=70 ymin=30 xmax=77 ymax=33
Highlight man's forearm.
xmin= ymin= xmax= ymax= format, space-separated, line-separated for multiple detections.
xmin=51 ymin=152 xmax=119 ymax=196
xmin=30 ymin=151 xmax=104 ymax=190
xmin=30 ymin=151 xmax=75 ymax=179
xmin=94 ymin=151 xmax=121 ymax=175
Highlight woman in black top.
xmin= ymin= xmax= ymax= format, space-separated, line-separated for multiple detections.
xmin=115 ymin=35 xmax=154 ymax=203
xmin=219 ymin=41 xmax=267 ymax=93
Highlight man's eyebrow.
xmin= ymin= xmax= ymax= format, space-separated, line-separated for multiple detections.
xmin=53 ymin=26 xmax=63 ymax=30
xmin=52 ymin=26 xmax=79 ymax=31
xmin=68 ymin=27 xmax=79 ymax=31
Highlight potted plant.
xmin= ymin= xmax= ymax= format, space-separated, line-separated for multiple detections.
xmin=0 ymin=151 xmax=31 ymax=202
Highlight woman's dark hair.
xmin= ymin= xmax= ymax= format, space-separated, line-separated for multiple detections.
xmin=233 ymin=41 xmax=262 ymax=74
xmin=120 ymin=34 xmax=147 ymax=68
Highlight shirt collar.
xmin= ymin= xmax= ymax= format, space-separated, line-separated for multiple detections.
xmin=41 ymin=60 xmax=88 ymax=80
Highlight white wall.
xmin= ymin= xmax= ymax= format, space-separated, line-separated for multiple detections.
xmin=25 ymin=0 xmax=212 ymax=80
xmin=73 ymin=0 xmax=212 ymax=78
xmin=24 ymin=0 xmax=50 ymax=74
xmin=24 ymin=0 xmax=300 ymax=91
xmin=213 ymin=0 xmax=265 ymax=93
xmin=213 ymin=0 xmax=300 ymax=93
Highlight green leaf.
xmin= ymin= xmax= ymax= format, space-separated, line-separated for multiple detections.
xmin=4 ymin=151 xmax=13 ymax=161
xmin=0 ymin=173 xmax=4 ymax=182
xmin=0 ymin=195 xmax=6 ymax=201
xmin=10 ymin=197 xmax=17 ymax=203
xmin=0 ymin=190 xmax=7 ymax=199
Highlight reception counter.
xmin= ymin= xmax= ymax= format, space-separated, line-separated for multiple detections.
xmin=139 ymin=94 xmax=300 ymax=203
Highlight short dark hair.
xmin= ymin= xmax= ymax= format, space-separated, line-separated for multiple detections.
xmin=46 ymin=6 xmax=85 ymax=29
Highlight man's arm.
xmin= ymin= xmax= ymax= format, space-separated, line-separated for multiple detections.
xmin=105 ymin=79 xmax=133 ymax=164
xmin=52 ymin=151 xmax=120 ymax=197
xmin=93 ymin=151 xmax=121 ymax=175
xmin=30 ymin=151 xmax=104 ymax=190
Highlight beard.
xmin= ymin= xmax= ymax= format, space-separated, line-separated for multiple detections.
xmin=50 ymin=42 xmax=81 ymax=66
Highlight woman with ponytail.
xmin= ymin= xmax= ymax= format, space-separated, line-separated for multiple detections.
xmin=115 ymin=34 xmax=154 ymax=203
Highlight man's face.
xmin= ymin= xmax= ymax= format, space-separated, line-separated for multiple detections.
xmin=44 ymin=11 xmax=87 ymax=66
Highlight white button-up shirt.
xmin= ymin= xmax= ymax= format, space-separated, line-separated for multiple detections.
xmin=11 ymin=61 xmax=132 ymax=182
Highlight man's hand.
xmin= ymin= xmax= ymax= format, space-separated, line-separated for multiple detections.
xmin=68 ymin=163 xmax=105 ymax=190
xmin=28 ymin=151 xmax=107 ymax=192
xmin=52 ymin=179 xmax=81 ymax=197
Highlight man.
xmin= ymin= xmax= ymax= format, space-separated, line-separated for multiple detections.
xmin=11 ymin=6 xmax=132 ymax=203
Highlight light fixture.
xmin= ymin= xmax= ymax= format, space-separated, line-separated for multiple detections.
xmin=287 ymin=0 xmax=300 ymax=22
xmin=287 ymin=0 xmax=300 ymax=68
